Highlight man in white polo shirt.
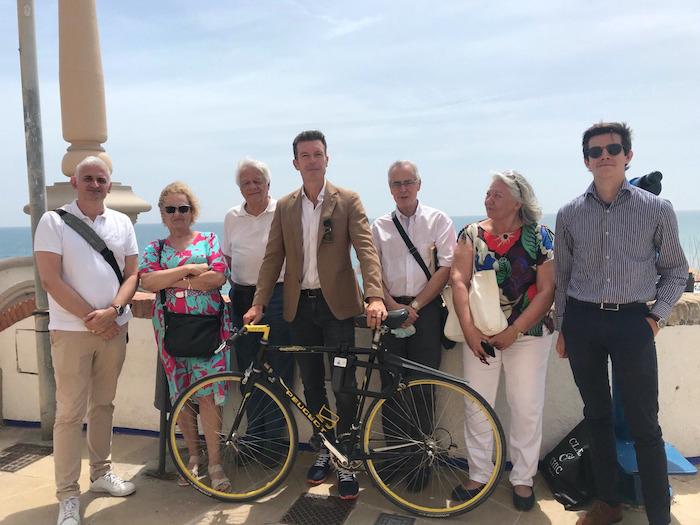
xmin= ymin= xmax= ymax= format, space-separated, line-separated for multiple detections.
xmin=222 ymin=158 xmax=294 ymax=457
xmin=34 ymin=156 xmax=139 ymax=525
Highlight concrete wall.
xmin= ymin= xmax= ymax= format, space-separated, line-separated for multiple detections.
xmin=2 ymin=301 xmax=700 ymax=459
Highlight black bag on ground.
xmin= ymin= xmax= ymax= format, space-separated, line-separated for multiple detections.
xmin=540 ymin=420 xmax=596 ymax=510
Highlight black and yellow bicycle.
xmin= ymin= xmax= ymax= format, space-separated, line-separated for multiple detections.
xmin=167 ymin=309 xmax=506 ymax=518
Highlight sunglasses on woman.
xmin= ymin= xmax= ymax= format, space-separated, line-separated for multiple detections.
xmin=585 ymin=143 xmax=625 ymax=159
xmin=164 ymin=205 xmax=191 ymax=214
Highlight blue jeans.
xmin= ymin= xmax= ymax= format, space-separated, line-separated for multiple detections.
xmin=230 ymin=283 xmax=294 ymax=440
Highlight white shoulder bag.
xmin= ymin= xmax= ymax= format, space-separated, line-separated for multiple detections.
xmin=443 ymin=223 xmax=508 ymax=340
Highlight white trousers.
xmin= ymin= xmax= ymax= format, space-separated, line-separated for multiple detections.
xmin=463 ymin=332 xmax=552 ymax=487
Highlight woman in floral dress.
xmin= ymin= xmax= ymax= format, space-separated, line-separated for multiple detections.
xmin=450 ymin=171 xmax=555 ymax=511
xmin=139 ymin=182 xmax=232 ymax=491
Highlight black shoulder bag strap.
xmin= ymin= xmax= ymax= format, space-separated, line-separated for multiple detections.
xmin=54 ymin=209 xmax=124 ymax=285
xmin=157 ymin=239 xmax=167 ymax=309
xmin=391 ymin=211 xmax=432 ymax=280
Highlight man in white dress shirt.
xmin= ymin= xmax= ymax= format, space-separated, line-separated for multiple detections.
xmin=371 ymin=160 xmax=457 ymax=489
xmin=243 ymin=130 xmax=386 ymax=500
xmin=222 ymin=159 xmax=294 ymax=458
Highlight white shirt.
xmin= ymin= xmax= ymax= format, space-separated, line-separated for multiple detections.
xmin=33 ymin=200 xmax=139 ymax=331
xmin=300 ymin=182 xmax=326 ymax=290
xmin=222 ymin=198 xmax=284 ymax=286
xmin=371 ymin=202 xmax=456 ymax=297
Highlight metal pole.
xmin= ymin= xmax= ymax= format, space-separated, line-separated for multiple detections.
xmin=17 ymin=0 xmax=55 ymax=441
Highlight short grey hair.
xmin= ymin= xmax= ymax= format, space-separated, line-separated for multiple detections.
xmin=236 ymin=158 xmax=270 ymax=186
xmin=74 ymin=156 xmax=111 ymax=179
xmin=491 ymin=170 xmax=542 ymax=225
xmin=387 ymin=160 xmax=421 ymax=183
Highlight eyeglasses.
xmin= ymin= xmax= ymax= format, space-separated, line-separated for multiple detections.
xmin=164 ymin=205 xmax=191 ymax=214
xmin=585 ymin=143 xmax=625 ymax=159
xmin=390 ymin=179 xmax=418 ymax=189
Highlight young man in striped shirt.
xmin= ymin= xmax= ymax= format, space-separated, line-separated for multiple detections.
xmin=554 ymin=122 xmax=687 ymax=525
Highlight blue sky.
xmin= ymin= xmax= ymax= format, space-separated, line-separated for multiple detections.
xmin=1 ymin=0 xmax=699 ymax=226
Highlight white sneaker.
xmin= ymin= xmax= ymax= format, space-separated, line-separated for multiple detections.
xmin=57 ymin=496 xmax=80 ymax=525
xmin=89 ymin=471 xmax=136 ymax=497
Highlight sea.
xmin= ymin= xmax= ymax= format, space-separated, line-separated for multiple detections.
xmin=2 ymin=211 xmax=700 ymax=269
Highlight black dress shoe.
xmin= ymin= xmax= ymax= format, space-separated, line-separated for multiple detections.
xmin=513 ymin=487 xmax=535 ymax=511
xmin=451 ymin=484 xmax=483 ymax=501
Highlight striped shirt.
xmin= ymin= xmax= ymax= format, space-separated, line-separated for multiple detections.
xmin=554 ymin=179 xmax=687 ymax=329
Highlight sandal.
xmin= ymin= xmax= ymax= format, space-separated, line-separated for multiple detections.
xmin=177 ymin=455 xmax=200 ymax=487
xmin=208 ymin=464 xmax=232 ymax=492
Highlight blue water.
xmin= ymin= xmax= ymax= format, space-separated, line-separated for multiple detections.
xmin=2 ymin=212 xmax=700 ymax=269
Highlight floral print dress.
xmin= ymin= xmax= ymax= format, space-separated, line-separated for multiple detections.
xmin=139 ymin=232 xmax=232 ymax=404
xmin=460 ymin=222 xmax=554 ymax=336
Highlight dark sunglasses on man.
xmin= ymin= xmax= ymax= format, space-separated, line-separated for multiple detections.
xmin=164 ymin=205 xmax=191 ymax=214
xmin=585 ymin=143 xmax=627 ymax=159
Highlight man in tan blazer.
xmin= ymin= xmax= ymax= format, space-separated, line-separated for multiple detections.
xmin=244 ymin=130 xmax=386 ymax=500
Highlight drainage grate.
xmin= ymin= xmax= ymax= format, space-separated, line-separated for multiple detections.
xmin=373 ymin=513 xmax=416 ymax=525
xmin=275 ymin=493 xmax=354 ymax=525
xmin=0 ymin=443 xmax=53 ymax=472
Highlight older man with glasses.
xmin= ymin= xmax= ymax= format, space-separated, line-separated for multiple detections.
xmin=371 ymin=160 xmax=456 ymax=491
xmin=555 ymin=122 xmax=688 ymax=525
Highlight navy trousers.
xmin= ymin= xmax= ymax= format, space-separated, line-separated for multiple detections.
xmin=563 ymin=298 xmax=669 ymax=525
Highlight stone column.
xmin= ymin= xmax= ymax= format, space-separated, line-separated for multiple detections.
xmin=46 ymin=0 xmax=150 ymax=222
xmin=58 ymin=0 xmax=111 ymax=175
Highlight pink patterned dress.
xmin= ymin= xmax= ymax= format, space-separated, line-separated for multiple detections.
xmin=139 ymin=232 xmax=232 ymax=404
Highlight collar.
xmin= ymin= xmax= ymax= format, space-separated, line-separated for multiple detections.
xmin=232 ymin=197 xmax=277 ymax=217
xmin=395 ymin=201 xmax=422 ymax=222
xmin=585 ymin=179 xmax=632 ymax=204
xmin=66 ymin=199 xmax=106 ymax=223
xmin=301 ymin=180 xmax=326 ymax=206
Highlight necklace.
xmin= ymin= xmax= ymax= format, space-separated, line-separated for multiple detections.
xmin=493 ymin=230 xmax=517 ymax=241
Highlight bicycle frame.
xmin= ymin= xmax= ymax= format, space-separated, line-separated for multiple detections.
xmin=225 ymin=323 xmax=475 ymax=468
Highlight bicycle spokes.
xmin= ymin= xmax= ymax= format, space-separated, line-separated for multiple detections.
xmin=363 ymin=378 xmax=505 ymax=517
xmin=169 ymin=373 xmax=298 ymax=501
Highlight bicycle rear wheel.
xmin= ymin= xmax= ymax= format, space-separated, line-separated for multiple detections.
xmin=168 ymin=372 xmax=298 ymax=501
xmin=362 ymin=378 xmax=505 ymax=518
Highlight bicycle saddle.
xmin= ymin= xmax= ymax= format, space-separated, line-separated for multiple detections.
xmin=354 ymin=308 xmax=409 ymax=329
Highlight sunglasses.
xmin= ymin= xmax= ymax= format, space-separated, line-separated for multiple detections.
xmin=164 ymin=205 xmax=191 ymax=214
xmin=585 ymin=143 xmax=626 ymax=159
xmin=322 ymin=218 xmax=333 ymax=243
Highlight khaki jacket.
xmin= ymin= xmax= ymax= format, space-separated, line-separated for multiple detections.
xmin=253 ymin=180 xmax=384 ymax=322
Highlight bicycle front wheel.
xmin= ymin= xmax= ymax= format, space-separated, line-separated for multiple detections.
xmin=362 ymin=378 xmax=505 ymax=518
xmin=168 ymin=372 xmax=298 ymax=502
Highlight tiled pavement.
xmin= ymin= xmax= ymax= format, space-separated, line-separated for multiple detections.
xmin=1 ymin=425 xmax=698 ymax=525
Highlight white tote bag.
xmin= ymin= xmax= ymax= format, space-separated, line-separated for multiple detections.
xmin=442 ymin=271 xmax=508 ymax=341
xmin=442 ymin=285 xmax=465 ymax=342
xmin=469 ymin=269 xmax=508 ymax=336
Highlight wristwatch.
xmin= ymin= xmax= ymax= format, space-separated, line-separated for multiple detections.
xmin=410 ymin=299 xmax=420 ymax=311
xmin=647 ymin=313 xmax=665 ymax=329
xmin=111 ymin=304 xmax=125 ymax=316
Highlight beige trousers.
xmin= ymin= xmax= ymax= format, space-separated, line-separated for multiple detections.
xmin=51 ymin=327 xmax=127 ymax=501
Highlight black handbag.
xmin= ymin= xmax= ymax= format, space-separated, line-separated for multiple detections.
xmin=391 ymin=213 xmax=457 ymax=350
xmin=158 ymin=240 xmax=223 ymax=358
